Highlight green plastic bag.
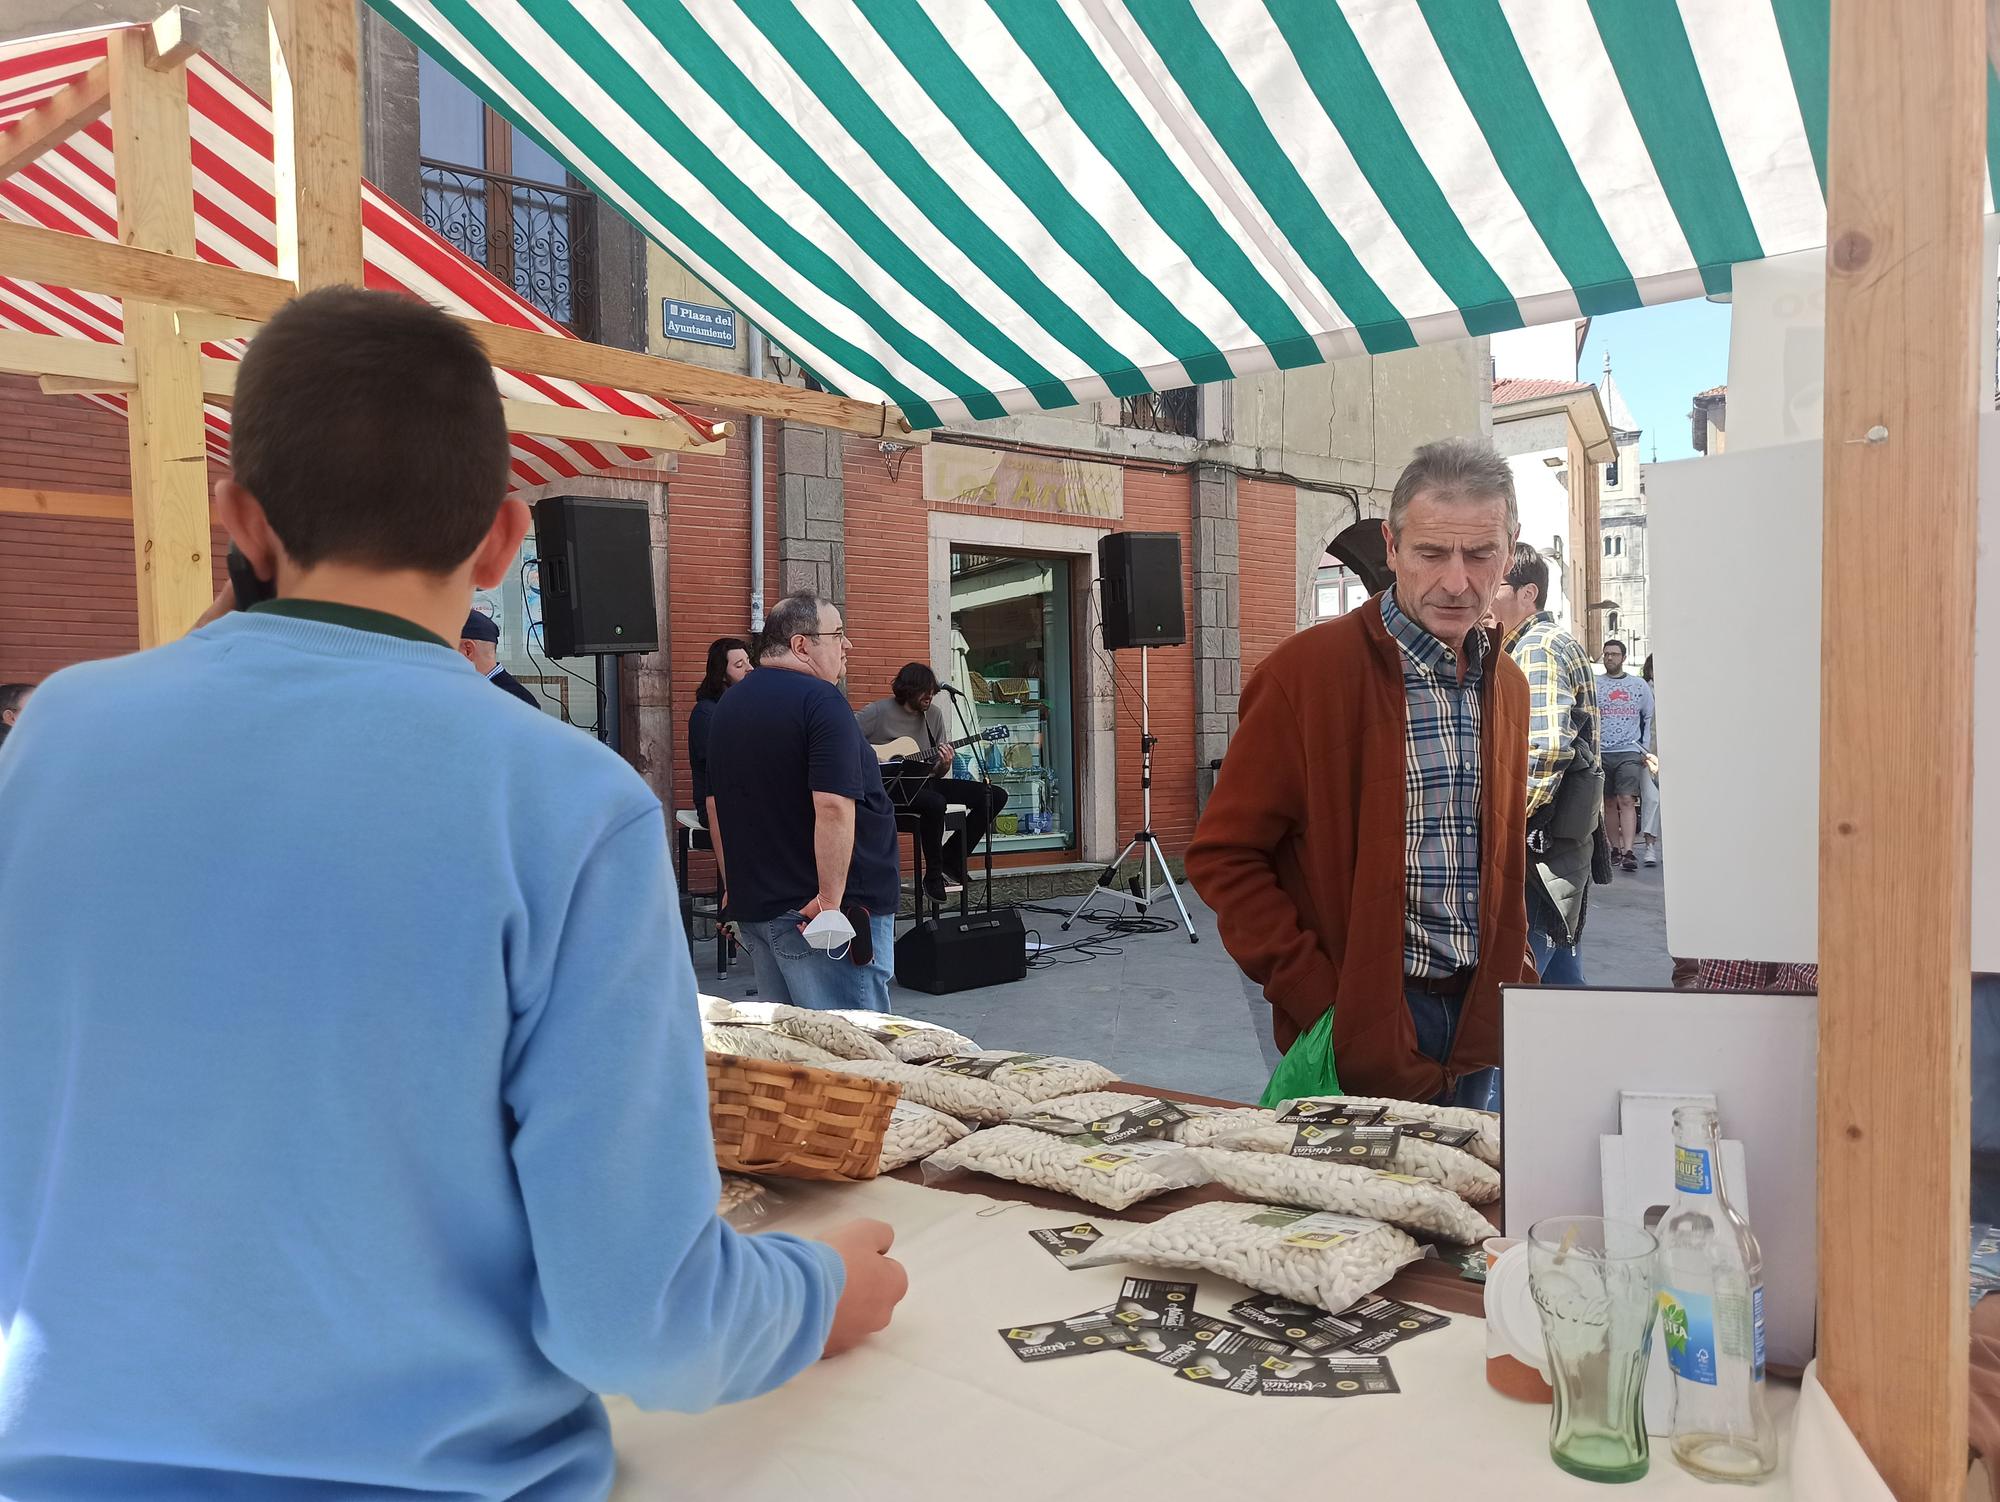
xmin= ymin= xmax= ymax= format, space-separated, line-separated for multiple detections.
xmin=1258 ymin=1006 xmax=1342 ymax=1109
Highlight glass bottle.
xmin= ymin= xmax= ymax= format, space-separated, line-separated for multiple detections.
xmin=1656 ymin=1105 xmax=1778 ymax=1482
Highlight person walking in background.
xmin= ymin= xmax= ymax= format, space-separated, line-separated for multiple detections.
xmin=706 ymin=592 xmax=900 ymax=1011
xmin=1638 ymin=653 xmax=1661 ymax=867
xmin=1488 ymin=544 xmax=1601 ymax=985
xmin=1189 ymin=438 xmax=1535 ymax=1109
xmin=856 ymin=662 xmax=1006 ymax=903
xmin=688 ymin=636 xmax=752 ymax=832
xmin=456 ymin=609 xmax=539 ymax=707
xmin=0 ymin=684 xmax=33 ymax=753
xmin=1597 ymin=639 xmax=1653 ymax=872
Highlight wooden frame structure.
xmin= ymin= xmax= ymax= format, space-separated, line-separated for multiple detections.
xmin=0 ymin=0 xmax=1980 ymax=1494
xmin=0 ymin=1 xmax=921 ymax=650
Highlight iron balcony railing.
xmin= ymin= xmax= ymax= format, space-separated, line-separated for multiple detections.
xmin=420 ymin=158 xmax=597 ymax=341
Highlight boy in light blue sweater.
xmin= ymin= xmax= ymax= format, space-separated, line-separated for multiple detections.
xmin=0 ymin=290 xmax=904 ymax=1500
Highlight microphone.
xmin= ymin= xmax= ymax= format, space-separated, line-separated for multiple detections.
xmin=935 ymin=683 xmax=965 ymax=697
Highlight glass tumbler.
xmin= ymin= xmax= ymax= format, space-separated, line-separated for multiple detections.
xmin=1527 ymin=1216 xmax=1661 ymax=1484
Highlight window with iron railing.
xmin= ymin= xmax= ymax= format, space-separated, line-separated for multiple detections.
xmin=1118 ymin=387 xmax=1198 ymax=436
xmin=418 ymin=53 xmax=596 ymax=340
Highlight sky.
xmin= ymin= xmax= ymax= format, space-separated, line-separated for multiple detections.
xmin=1576 ymin=297 xmax=1734 ymax=463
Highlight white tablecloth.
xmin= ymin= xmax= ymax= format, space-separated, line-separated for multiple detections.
xmin=609 ymin=1177 xmax=1883 ymax=1500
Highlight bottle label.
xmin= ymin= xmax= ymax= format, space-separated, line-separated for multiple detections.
xmin=1674 ymin=1145 xmax=1714 ymax=1195
xmin=1659 ymin=1288 xmax=1719 ymax=1385
xmin=1752 ymin=1284 xmax=1766 ymax=1382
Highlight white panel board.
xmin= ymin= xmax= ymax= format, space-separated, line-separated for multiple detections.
xmin=1649 ymin=419 xmax=2000 ymax=966
xmin=1502 ymin=987 xmax=1818 ymax=1369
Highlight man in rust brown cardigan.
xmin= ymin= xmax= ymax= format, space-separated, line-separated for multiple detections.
xmin=1188 ymin=439 xmax=1533 ymax=1109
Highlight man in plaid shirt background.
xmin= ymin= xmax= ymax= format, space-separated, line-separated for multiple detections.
xmin=1489 ymin=544 xmax=1601 ymax=985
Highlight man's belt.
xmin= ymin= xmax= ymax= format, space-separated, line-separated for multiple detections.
xmin=1406 ymin=967 xmax=1475 ymax=997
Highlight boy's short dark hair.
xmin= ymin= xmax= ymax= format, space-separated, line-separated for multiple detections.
xmin=230 ymin=288 xmax=510 ymax=573
xmin=1504 ymin=542 xmax=1549 ymax=611
xmin=1603 ymin=638 xmax=1627 ymax=655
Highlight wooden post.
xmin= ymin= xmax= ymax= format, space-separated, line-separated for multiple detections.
xmin=1818 ymin=0 xmax=1982 ymax=1493
xmin=267 ymin=0 xmax=364 ymax=291
xmin=107 ymin=29 xmax=213 ymax=647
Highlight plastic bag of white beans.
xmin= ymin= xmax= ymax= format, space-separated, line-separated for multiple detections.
xmin=829 ymin=1011 xmax=980 ymax=1064
xmin=1186 ymin=1147 xmax=1491 ymax=1244
xmin=877 ymin=1098 xmax=971 ymax=1172
xmin=833 ymin=1054 xmax=1118 ymax=1122
xmin=1072 ymin=1201 xmax=1423 ymax=1314
xmin=1204 ymin=1117 xmax=1500 ymax=1206
xmin=701 ymin=1022 xmax=841 ymax=1067
xmin=768 ymin=1006 xmax=897 ymax=1062
xmin=921 ymin=1124 xmax=1208 ymax=1211
xmin=1280 ymin=1095 xmax=1502 ymax=1167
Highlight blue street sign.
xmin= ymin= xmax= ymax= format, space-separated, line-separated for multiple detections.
xmin=661 ymin=298 xmax=737 ymax=349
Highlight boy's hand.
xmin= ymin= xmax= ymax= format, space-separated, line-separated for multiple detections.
xmin=819 ymin=1218 xmax=907 ymax=1358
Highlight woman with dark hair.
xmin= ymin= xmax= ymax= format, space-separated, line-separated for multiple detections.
xmin=855 ymin=662 xmax=1006 ymax=902
xmin=688 ymin=637 xmax=752 ymax=827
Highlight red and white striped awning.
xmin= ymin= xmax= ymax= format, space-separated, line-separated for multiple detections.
xmin=0 ymin=24 xmax=721 ymax=492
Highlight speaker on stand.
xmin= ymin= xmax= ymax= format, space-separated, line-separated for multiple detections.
xmin=1065 ymin=530 xmax=1199 ymax=943
xmin=531 ymin=496 xmax=660 ymax=753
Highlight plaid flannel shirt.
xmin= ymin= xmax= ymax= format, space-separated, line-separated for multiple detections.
xmin=1381 ymin=589 xmax=1485 ymax=977
xmin=1503 ymin=611 xmax=1599 ymax=816
xmin=1693 ymin=960 xmax=1819 ymax=993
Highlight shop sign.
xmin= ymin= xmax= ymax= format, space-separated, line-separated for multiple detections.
xmin=660 ymin=298 xmax=737 ymax=348
xmin=923 ymin=443 xmax=1123 ymax=519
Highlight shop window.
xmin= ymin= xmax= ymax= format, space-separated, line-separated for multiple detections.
xmin=418 ymin=54 xmax=597 ymax=338
xmin=947 ymin=548 xmax=1077 ymax=852
xmin=1314 ymin=559 xmax=1367 ymax=620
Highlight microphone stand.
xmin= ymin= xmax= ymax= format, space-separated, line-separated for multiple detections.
xmin=939 ymin=685 xmax=997 ymax=913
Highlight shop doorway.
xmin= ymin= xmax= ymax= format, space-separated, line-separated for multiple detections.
xmin=946 ymin=547 xmax=1077 ymax=854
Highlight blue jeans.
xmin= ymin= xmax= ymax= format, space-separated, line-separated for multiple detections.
xmin=738 ymin=910 xmax=895 ymax=1012
xmin=1528 ymin=928 xmax=1586 ymax=986
xmin=1404 ymin=980 xmax=1501 ymax=1112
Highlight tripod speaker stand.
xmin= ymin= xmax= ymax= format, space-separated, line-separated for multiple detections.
xmin=1060 ymin=646 xmax=1199 ymax=943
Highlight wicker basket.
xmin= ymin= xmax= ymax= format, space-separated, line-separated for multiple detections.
xmin=706 ymin=1052 xmax=901 ymax=1181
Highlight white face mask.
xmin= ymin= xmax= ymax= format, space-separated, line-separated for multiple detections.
xmin=802 ymin=908 xmax=856 ymax=957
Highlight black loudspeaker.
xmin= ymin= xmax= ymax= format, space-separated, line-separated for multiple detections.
xmin=531 ymin=496 xmax=660 ymax=657
xmin=895 ymin=910 xmax=1028 ymax=995
xmin=1098 ymin=531 xmax=1186 ymax=649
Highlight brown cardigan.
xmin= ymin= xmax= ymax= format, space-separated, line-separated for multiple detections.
xmin=1186 ymin=592 xmax=1533 ymax=1103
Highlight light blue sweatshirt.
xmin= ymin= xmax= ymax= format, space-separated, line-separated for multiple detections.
xmin=0 ymin=607 xmax=841 ymax=1500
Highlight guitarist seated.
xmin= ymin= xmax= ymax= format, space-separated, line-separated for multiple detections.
xmin=855 ymin=663 xmax=1007 ymax=903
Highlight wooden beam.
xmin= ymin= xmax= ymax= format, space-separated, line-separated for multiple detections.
xmin=267 ymin=0 xmax=364 ymax=291
xmin=464 ymin=319 xmax=922 ymax=440
xmin=1818 ymin=0 xmax=1981 ymax=1493
xmin=0 ymin=485 xmax=133 ymax=521
xmin=108 ymin=27 xmax=213 ymax=649
xmin=0 ymin=62 xmax=109 ymax=181
xmin=146 ymin=6 xmax=202 ymax=70
xmin=0 ymin=329 xmax=134 ymax=385
xmin=173 ymin=310 xmax=262 ymax=345
xmin=0 ymin=223 xmax=912 ymax=441
xmin=0 ymin=220 xmax=294 ymax=320
xmin=499 ymin=398 xmax=722 ymax=454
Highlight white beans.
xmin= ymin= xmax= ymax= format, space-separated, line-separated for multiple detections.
xmin=832 ymin=1053 xmax=1118 ymax=1121
xmin=828 ymin=1010 xmax=980 ymax=1063
xmin=1074 ymin=1201 xmax=1422 ymax=1314
xmin=1201 ymin=1116 xmax=1499 ymax=1206
xmin=877 ymin=1098 xmax=971 ymax=1172
xmin=769 ymin=1006 xmax=896 ymax=1062
xmin=701 ymin=1022 xmax=841 ymax=1066
xmin=1188 ymin=1147 xmax=1492 ymax=1244
xmin=1283 ymin=1095 xmax=1502 ymax=1167
xmin=717 ymin=1175 xmax=767 ymax=1220
xmin=921 ymin=1125 xmax=1208 ymax=1211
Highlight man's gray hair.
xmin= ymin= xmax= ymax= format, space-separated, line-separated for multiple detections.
xmin=1388 ymin=438 xmax=1518 ymax=539
xmin=762 ymin=589 xmax=829 ymax=658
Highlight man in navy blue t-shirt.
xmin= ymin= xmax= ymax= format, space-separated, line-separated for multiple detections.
xmin=708 ymin=590 xmax=900 ymax=1010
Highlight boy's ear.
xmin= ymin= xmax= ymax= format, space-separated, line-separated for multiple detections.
xmin=471 ymin=500 xmax=531 ymax=592
xmin=213 ymin=476 xmax=281 ymax=580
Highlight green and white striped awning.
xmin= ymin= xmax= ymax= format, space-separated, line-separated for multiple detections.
xmin=374 ymin=0 xmax=1990 ymax=431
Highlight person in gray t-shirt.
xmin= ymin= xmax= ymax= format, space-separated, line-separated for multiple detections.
xmin=855 ymin=663 xmax=1007 ymax=899
xmin=1597 ymin=639 xmax=1654 ymax=872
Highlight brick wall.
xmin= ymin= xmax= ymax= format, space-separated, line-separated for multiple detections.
xmin=0 ymin=375 xmax=228 ymax=684
xmin=1238 ymin=476 xmax=1298 ymax=680
xmin=836 ymin=434 xmax=931 ymax=707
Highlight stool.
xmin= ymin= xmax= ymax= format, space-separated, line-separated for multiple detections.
xmin=673 ymin=809 xmax=737 ymax=979
xmin=895 ymin=803 xmax=972 ymax=922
